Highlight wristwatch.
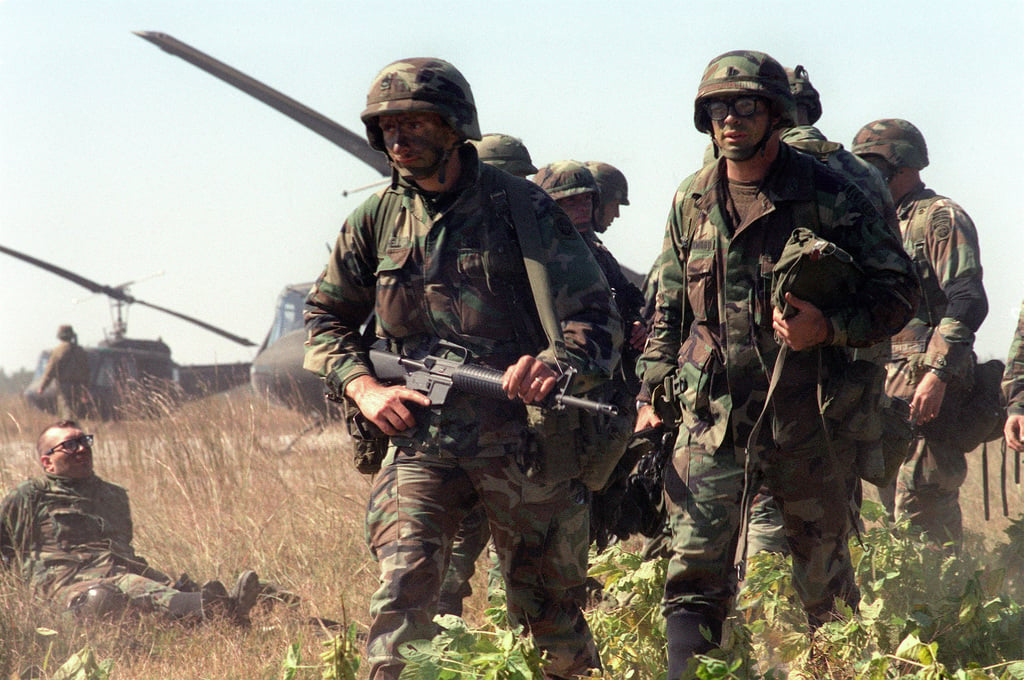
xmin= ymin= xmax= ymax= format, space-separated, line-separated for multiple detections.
xmin=928 ymin=366 xmax=950 ymax=382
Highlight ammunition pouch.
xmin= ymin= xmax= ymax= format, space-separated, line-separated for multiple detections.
xmin=341 ymin=398 xmax=389 ymax=475
xmin=822 ymin=358 xmax=912 ymax=487
xmin=524 ymin=380 xmax=636 ymax=491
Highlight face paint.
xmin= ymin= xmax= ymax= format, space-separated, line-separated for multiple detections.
xmin=379 ymin=112 xmax=458 ymax=181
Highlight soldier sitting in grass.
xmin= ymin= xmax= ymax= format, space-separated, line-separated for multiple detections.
xmin=0 ymin=419 xmax=266 ymax=625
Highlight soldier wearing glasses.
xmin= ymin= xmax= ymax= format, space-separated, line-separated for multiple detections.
xmin=636 ymin=50 xmax=917 ymax=676
xmin=0 ymin=420 xmax=261 ymax=623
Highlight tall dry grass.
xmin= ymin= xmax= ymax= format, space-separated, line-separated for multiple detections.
xmin=0 ymin=388 xmax=413 ymax=679
xmin=1 ymin=387 xmax=1021 ymax=679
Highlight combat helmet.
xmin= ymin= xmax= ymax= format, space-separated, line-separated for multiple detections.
xmin=694 ymin=50 xmax=796 ymax=134
xmin=533 ymin=160 xmax=599 ymax=201
xmin=584 ymin=161 xmax=629 ymax=206
xmin=361 ymin=58 xmax=481 ymax=152
xmin=786 ymin=65 xmax=822 ymax=125
xmin=473 ymin=133 xmax=538 ymax=177
xmin=851 ymin=119 xmax=929 ymax=170
xmin=57 ymin=325 xmax=76 ymax=342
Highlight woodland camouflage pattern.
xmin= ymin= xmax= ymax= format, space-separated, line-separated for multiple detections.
xmin=471 ymin=133 xmax=538 ymax=177
xmin=304 ymin=142 xmax=619 ymax=678
xmin=883 ymin=181 xmax=986 ymax=544
xmin=637 ymin=143 xmax=918 ymax=627
xmin=360 ymin=58 xmax=481 ymax=152
xmin=786 ymin=65 xmax=822 ymax=125
xmin=585 ymin=161 xmax=630 ymax=205
xmin=693 ymin=50 xmax=797 ymax=133
xmin=1004 ymin=301 xmax=1024 ymax=415
xmin=533 ymin=160 xmax=599 ymax=201
xmin=852 ymin=118 xmax=929 ymax=170
xmin=0 ymin=474 xmax=183 ymax=614
xmin=781 ymin=125 xmax=897 ymax=233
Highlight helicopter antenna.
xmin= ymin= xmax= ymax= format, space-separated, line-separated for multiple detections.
xmin=0 ymin=244 xmax=256 ymax=347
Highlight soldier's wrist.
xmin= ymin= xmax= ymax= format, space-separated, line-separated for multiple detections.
xmin=927 ymin=366 xmax=950 ymax=382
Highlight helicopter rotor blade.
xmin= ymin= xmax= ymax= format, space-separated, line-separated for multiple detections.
xmin=1 ymin=244 xmax=256 ymax=347
xmin=134 ymin=30 xmax=391 ymax=177
xmin=134 ymin=300 xmax=256 ymax=347
xmin=0 ymin=244 xmax=134 ymax=302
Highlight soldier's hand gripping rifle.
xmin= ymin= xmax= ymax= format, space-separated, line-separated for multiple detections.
xmin=364 ymin=340 xmax=618 ymax=415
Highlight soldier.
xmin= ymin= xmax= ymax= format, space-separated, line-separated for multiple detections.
xmin=1003 ymin=301 xmax=1024 ymax=452
xmin=303 ymin=59 xmax=620 ymax=680
xmin=534 ymin=161 xmax=646 ymax=553
xmin=471 ymin=133 xmax=538 ymax=177
xmin=852 ymin=118 xmax=988 ymax=549
xmin=438 ymin=132 xmax=538 ymax=618
xmin=0 ymin=420 xmax=262 ymax=624
xmin=747 ymin=64 xmax=899 ymax=553
xmin=636 ymin=50 xmax=917 ymax=675
xmin=584 ymin=161 xmax=629 ymax=234
xmin=534 ymin=160 xmax=646 ymax=353
xmin=38 ymin=325 xmax=91 ymax=420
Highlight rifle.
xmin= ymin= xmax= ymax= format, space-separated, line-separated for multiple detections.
xmin=362 ymin=340 xmax=618 ymax=416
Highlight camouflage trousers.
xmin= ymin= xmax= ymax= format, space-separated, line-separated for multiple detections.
xmin=745 ymin=490 xmax=789 ymax=557
xmin=364 ymin=445 xmax=599 ymax=680
xmin=892 ymin=435 xmax=967 ymax=548
xmin=54 ymin=571 xmax=199 ymax=619
xmin=663 ymin=432 xmax=860 ymax=627
xmin=437 ymin=503 xmax=501 ymax=617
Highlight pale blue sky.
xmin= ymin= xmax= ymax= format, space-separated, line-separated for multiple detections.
xmin=2 ymin=0 xmax=1022 ymax=374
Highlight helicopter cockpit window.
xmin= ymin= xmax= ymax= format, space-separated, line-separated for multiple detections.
xmin=268 ymin=288 xmax=307 ymax=345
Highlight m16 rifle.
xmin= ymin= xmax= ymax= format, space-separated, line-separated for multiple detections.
xmin=361 ymin=340 xmax=618 ymax=415
xmin=328 ymin=340 xmax=617 ymax=475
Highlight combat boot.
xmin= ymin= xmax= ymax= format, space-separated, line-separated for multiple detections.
xmin=227 ymin=570 xmax=260 ymax=623
xmin=665 ymin=610 xmax=722 ymax=679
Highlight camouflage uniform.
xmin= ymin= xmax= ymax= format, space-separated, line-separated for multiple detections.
xmin=1004 ymin=302 xmax=1024 ymax=416
xmin=439 ymin=133 xmax=538 ymax=618
xmin=746 ymin=124 xmax=896 ymax=555
xmin=535 ymin=161 xmax=645 ymax=549
xmin=304 ymin=59 xmax=620 ymax=680
xmin=0 ymin=473 xmax=201 ymax=618
xmin=638 ymin=51 xmax=917 ymax=672
xmin=40 ymin=327 xmax=90 ymax=420
xmin=853 ymin=119 xmax=988 ymax=547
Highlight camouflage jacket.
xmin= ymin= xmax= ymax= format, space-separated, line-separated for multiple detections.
xmin=637 ymin=143 xmax=918 ymax=451
xmin=579 ymin=228 xmax=645 ymax=329
xmin=890 ymin=182 xmax=986 ymax=383
xmin=781 ymin=125 xmax=897 ymax=236
xmin=39 ymin=341 xmax=89 ymax=391
xmin=0 ymin=474 xmax=153 ymax=595
xmin=1004 ymin=301 xmax=1024 ymax=416
xmin=304 ymin=144 xmax=622 ymax=456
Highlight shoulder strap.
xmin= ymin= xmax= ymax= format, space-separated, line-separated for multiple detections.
xmin=493 ymin=177 xmax=569 ymax=364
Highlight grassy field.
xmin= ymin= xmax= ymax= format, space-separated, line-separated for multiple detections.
xmin=0 ymin=388 xmax=1021 ymax=679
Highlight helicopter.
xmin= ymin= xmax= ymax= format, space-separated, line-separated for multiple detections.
xmin=2 ymin=244 xmax=255 ymax=420
xmin=136 ymin=31 xmax=646 ymax=416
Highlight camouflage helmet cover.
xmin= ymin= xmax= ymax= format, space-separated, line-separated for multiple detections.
xmin=851 ymin=118 xmax=929 ymax=170
xmin=786 ymin=65 xmax=822 ymax=125
xmin=694 ymin=50 xmax=797 ymax=133
xmin=534 ymin=160 xmax=599 ymax=201
xmin=473 ymin=133 xmax=538 ymax=176
xmin=361 ymin=58 xmax=481 ymax=151
xmin=584 ymin=161 xmax=629 ymax=206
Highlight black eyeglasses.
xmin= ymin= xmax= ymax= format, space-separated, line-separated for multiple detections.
xmin=705 ymin=96 xmax=763 ymax=122
xmin=45 ymin=434 xmax=94 ymax=456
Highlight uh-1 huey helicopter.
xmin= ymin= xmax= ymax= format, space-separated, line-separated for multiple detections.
xmin=135 ymin=31 xmax=646 ymax=416
xmin=2 ymin=244 xmax=256 ymax=420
